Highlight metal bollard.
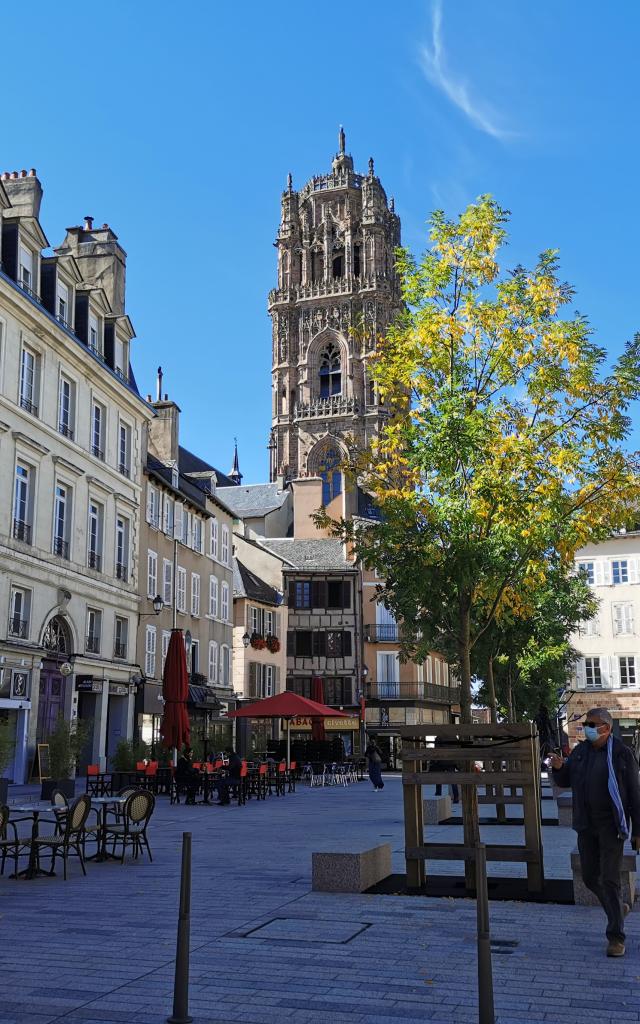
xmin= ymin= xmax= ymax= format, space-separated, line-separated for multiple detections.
xmin=475 ymin=843 xmax=495 ymax=1024
xmin=167 ymin=832 xmax=193 ymax=1024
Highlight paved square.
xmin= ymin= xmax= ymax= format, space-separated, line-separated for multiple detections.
xmin=1 ymin=776 xmax=639 ymax=1024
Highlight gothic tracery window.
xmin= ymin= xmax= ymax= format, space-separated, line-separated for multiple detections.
xmin=42 ymin=615 xmax=71 ymax=655
xmin=319 ymin=342 xmax=341 ymax=398
xmin=318 ymin=446 xmax=342 ymax=506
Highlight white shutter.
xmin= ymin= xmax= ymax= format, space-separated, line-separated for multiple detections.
xmin=174 ymin=504 xmax=183 ymax=542
xmin=602 ymin=561 xmax=613 ymax=586
xmin=608 ymin=655 xmax=620 ymax=689
xmin=629 ymin=559 xmax=640 ymax=584
xmin=163 ymin=560 xmax=173 ymax=606
xmin=575 ymin=658 xmax=587 ymax=690
xmin=626 ymin=604 xmax=635 ymax=634
xmin=594 ymin=561 xmax=604 ymax=586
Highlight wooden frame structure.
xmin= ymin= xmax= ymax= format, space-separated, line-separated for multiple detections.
xmin=400 ymin=723 xmax=544 ymax=893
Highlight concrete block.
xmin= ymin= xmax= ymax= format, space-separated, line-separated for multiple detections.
xmin=312 ymin=843 xmax=392 ymax=893
xmin=571 ymin=848 xmax=636 ymax=907
xmin=557 ymin=793 xmax=572 ymax=827
xmin=423 ymin=795 xmax=452 ymax=824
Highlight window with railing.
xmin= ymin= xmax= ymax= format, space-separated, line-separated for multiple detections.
xmin=91 ymin=402 xmax=105 ymax=460
xmin=58 ymin=374 xmax=75 ymax=440
xmin=114 ymin=617 xmax=128 ymax=660
xmin=118 ymin=421 xmax=131 ymax=477
xmin=8 ymin=587 xmax=30 ymax=639
xmin=87 ymin=501 xmax=103 ymax=572
xmin=115 ymin=516 xmax=129 ymax=582
xmin=86 ymin=608 xmax=102 ymax=654
xmin=13 ymin=462 xmax=33 ymax=545
xmin=53 ymin=483 xmax=71 ymax=559
xmin=19 ymin=346 xmax=39 ymax=416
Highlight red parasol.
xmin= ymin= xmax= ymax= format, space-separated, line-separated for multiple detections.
xmin=160 ymin=628 xmax=190 ymax=750
xmin=311 ymin=675 xmax=326 ymax=742
xmin=227 ymin=691 xmax=354 ymax=766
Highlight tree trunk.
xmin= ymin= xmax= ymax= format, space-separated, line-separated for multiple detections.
xmin=458 ymin=595 xmax=479 ymax=889
xmin=486 ymin=655 xmax=498 ymax=724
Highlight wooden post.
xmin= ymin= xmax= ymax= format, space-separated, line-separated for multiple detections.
xmin=403 ymin=751 xmax=425 ymax=889
xmin=521 ymin=730 xmax=543 ymax=892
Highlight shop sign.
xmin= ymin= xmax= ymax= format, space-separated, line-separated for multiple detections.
xmin=109 ymin=683 xmax=128 ymax=696
xmin=76 ymin=677 xmax=103 ymax=693
xmin=285 ymin=716 xmax=358 ymax=731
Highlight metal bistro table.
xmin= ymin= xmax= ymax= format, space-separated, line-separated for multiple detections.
xmin=9 ymin=803 xmax=59 ymax=879
xmin=90 ymin=796 xmax=127 ymax=861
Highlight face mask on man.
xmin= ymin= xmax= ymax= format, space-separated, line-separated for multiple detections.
xmin=583 ymin=721 xmax=606 ymax=743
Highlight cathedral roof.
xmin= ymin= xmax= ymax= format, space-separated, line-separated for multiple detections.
xmin=216 ymin=482 xmax=288 ymax=519
xmin=257 ymin=537 xmax=354 ymax=572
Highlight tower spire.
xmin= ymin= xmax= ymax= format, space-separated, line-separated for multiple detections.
xmin=228 ymin=438 xmax=243 ymax=485
xmin=338 ymin=125 xmax=345 ymax=155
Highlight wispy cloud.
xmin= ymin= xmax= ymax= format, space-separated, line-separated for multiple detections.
xmin=419 ymin=0 xmax=515 ymax=142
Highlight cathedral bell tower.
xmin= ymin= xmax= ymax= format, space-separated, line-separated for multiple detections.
xmin=268 ymin=129 xmax=401 ymax=501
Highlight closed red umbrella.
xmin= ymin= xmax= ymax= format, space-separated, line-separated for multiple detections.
xmin=160 ymin=628 xmax=190 ymax=751
xmin=311 ymin=675 xmax=325 ymax=742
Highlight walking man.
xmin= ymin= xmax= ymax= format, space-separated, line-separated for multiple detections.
xmin=549 ymin=707 xmax=640 ymax=956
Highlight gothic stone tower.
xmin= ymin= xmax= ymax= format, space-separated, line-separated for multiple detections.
xmin=268 ymin=129 xmax=401 ymax=498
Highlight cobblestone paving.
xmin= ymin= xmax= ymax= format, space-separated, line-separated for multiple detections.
xmin=1 ymin=777 xmax=638 ymax=1024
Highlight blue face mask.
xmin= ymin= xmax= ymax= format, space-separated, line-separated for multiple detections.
xmin=584 ymin=726 xmax=601 ymax=742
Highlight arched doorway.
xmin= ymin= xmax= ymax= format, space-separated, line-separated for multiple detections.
xmin=38 ymin=616 xmax=72 ymax=741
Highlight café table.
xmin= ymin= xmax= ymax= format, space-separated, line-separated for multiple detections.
xmin=9 ymin=803 xmax=59 ymax=879
xmin=89 ymin=796 xmax=127 ymax=861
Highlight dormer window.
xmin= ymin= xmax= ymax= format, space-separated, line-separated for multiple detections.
xmin=319 ymin=342 xmax=341 ymax=398
xmin=57 ymin=280 xmax=69 ymax=327
xmin=19 ymin=245 xmax=33 ymax=295
xmin=89 ymin=313 xmax=102 ymax=357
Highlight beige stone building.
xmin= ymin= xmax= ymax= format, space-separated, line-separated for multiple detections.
xmin=565 ymin=531 xmax=640 ymax=751
xmin=0 ymin=171 xmax=153 ymax=780
xmin=134 ymin=384 xmax=237 ymax=757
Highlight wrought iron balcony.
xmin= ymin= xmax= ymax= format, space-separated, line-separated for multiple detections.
xmin=58 ymin=422 xmax=74 ymax=440
xmin=20 ymin=280 xmax=41 ymax=302
xmin=19 ymin=396 xmax=38 ymax=416
xmin=8 ymin=616 xmax=28 ymax=639
xmin=365 ymin=623 xmax=399 ymax=642
xmin=56 ymin=313 xmax=70 ymax=329
xmin=52 ymin=536 xmax=69 ymax=559
xmin=12 ymin=519 xmax=32 ymax=544
xmin=91 ymin=443 xmax=104 ymax=460
xmin=364 ymin=681 xmax=461 ymax=704
xmin=87 ymin=551 xmax=102 ymax=572
xmin=115 ymin=563 xmax=129 ymax=582
xmin=86 ymin=633 xmax=101 ymax=654
xmin=118 ymin=461 xmax=130 ymax=478
xmin=113 ymin=641 xmax=127 ymax=659
xmin=88 ymin=344 xmax=105 ymax=363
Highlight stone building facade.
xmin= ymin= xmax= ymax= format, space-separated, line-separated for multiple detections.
xmin=0 ymin=170 xmax=152 ymax=780
xmin=135 ymin=386 xmax=237 ymax=758
xmin=565 ymin=532 xmax=640 ymax=750
xmin=268 ymin=128 xmax=401 ymax=493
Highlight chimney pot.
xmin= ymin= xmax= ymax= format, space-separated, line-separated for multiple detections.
xmin=84 ymin=216 xmax=94 ymax=231
xmin=20 ymin=169 xmax=27 ymax=178
xmin=11 ymin=171 xmax=18 ymax=179
xmin=102 ymin=223 xmax=109 ymax=229
xmin=147 ymin=394 xmax=152 ymax=402
xmin=29 ymin=168 xmax=36 ymax=176
xmin=164 ymin=393 xmax=168 ymax=401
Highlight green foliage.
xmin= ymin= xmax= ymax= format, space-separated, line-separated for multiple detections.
xmin=48 ymin=716 xmax=92 ymax=780
xmin=0 ymin=718 xmax=15 ymax=774
xmin=110 ymin=738 xmax=150 ymax=772
xmin=319 ymin=197 xmax=640 ymax=722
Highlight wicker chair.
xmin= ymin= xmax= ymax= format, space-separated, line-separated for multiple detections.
xmin=102 ymin=790 xmax=155 ymax=863
xmin=31 ymin=794 xmax=92 ymax=880
xmin=0 ymin=804 xmax=30 ymax=877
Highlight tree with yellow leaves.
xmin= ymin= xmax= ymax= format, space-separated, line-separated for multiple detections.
xmin=320 ymin=197 xmax=640 ymax=725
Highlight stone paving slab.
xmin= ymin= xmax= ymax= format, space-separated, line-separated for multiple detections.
xmin=1 ymin=777 xmax=639 ymax=1023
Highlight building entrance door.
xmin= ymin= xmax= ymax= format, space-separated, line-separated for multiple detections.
xmin=37 ymin=664 xmax=66 ymax=741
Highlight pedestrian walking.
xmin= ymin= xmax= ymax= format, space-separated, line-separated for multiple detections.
xmin=365 ymin=736 xmax=385 ymax=791
xmin=549 ymin=707 xmax=640 ymax=957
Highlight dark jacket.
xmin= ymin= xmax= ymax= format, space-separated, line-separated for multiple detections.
xmin=552 ymin=737 xmax=640 ymax=835
xmin=227 ymin=752 xmax=243 ymax=780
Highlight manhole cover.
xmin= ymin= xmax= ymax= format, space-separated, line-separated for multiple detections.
xmin=245 ymin=917 xmax=370 ymax=944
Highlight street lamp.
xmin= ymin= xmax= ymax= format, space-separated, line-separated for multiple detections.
xmin=140 ymin=595 xmax=163 ymax=617
xmin=242 ymin=632 xmax=251 ymax=649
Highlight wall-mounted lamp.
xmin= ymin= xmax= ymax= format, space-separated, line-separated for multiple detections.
xmin=242 ymin=632 xmax=251 ymax=648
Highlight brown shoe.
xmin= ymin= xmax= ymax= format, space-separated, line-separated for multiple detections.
xmin=623 ymin=903 xmax=631 ymax=917
xmin=606 ymin=940 xmax=625 ymax=957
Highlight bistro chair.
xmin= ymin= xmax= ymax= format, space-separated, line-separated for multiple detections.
xmin=85 ymin=764 xmax=104 ymax=796
xmin=102 ymin=790 xmax=155 ymax=863
xmin=31 ymin=794 xmax=92 ymax=880
xmin=0 ymin=805 xmax=30 ymax=877
xmin=144 ymin=762 xmax=159 ymax=795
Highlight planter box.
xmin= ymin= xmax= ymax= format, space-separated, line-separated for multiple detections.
xmin=41 ymin=778 xmax=75 ymax=801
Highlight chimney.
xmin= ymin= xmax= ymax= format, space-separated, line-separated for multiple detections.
xmin=84 ymin=215 xmax=94 ymax=231
xmin=156 ymin=366 xmax=163 ymax=402
xmin=2 ymin=170 xmax=43 ymax=219
xmin=147 ymin=380 xmax=181 ymax=465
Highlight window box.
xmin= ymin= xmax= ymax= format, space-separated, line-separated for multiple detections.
xmin=265 ymin=634 xmax=281 ymax=653
xmin=250 ymin=632 xmax=266 ymax=650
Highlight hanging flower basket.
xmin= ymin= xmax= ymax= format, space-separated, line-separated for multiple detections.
xmin=251 ymin=632 xmax=266 ymax=650
xmin=266 ymin=634 xmax=281 ymax=653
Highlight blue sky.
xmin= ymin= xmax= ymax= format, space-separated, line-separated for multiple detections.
xmin=3 ymin=1 xmax=639 ymax=481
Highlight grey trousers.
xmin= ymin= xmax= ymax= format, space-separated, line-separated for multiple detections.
xmin=577 ymin=825 xmax=626 ymax=941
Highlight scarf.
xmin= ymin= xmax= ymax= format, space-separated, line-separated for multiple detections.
xmin=607 ymin=735 xmax=630 ymax=840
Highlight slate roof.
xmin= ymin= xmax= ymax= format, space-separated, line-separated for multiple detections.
xmin=233 ymin=558 xmax=281 ymax=605
xmin=258 ymin=538 xmax=354 ymax=572
xmin=216 ymin=482 xmax=288 ymax=519
xmin=178 ymin=446 xmax=237 ymax=488
xmin=146 ymin=446 xmax=237 ymax=514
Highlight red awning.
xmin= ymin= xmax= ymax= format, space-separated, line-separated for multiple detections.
xmin=160 ymin=629 xmax=191 ymax=750
xmin=226 ymin=691 xmax=354 ymax=720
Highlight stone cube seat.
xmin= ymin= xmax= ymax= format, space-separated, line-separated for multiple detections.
xmin=571 ymin=847 xmax=637 ymax=907
xmin=312 ymin=843 xmax=391 ymax=893
xmin=423 ymin=795 xmax=452 ymax=824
